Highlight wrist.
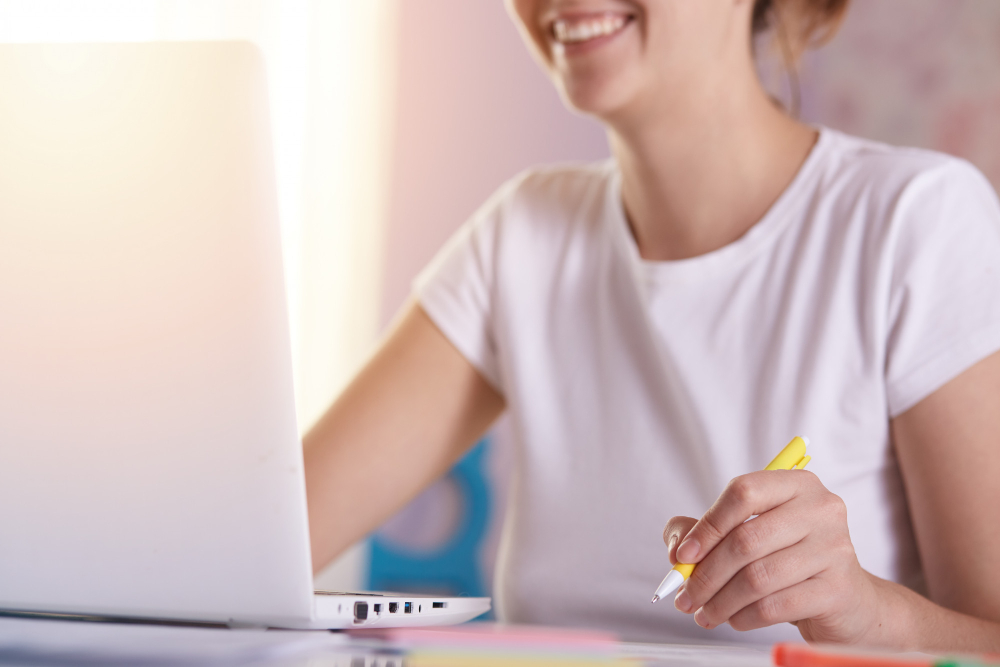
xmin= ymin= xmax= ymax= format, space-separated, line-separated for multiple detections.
xmin=858 ymin=573 xmax=982 ymax=653
xmin=854 ymin=573 xmax=921 ymax=651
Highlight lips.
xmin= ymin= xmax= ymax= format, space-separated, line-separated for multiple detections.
xmin=550 ymin=12 xmax=633 ymax=46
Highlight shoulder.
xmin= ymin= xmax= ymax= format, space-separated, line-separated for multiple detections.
xmin=817 ymin=128 xmax=997 ymax=209
xmin=811 ymin=129 xmax=1000 ymax=257
xmin=426 ymin=161 xmax=617 ymax=289
xmin=511 ymin=160 xmax=615 ymax=202
xmin=476 ymin=160 xmax=616 ymax=235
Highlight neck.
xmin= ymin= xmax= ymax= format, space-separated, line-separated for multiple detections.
xmin=606 ymin=73 xmax=817 ymax=262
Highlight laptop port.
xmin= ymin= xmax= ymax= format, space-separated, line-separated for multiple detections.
xmin=373 ymin=603 xmax=381 ymax=614
xmin=354 ymin=601 xmax=368 ymax=622
xmin=404 ymin=602 xmax=412 ymax=614
xmin=432 ymin=602 xmax=446 ymax=609
xmin=389 ymin=602 xmax=398 ymax=613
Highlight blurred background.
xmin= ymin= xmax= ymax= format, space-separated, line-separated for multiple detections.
xmin=3 ymin=0 xmax=998 ymax=601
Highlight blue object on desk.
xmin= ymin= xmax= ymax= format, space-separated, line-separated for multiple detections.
xmin=368 ymin=438 xmax=491 ymax=601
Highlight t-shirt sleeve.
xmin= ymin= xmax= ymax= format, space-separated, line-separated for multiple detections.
xmin=885 ymin=159 xmax=1000 ymax=417
xmin=412 ymin=179 xmax=521 ymax=395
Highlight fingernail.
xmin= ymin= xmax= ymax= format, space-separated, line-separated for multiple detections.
xmin=674 ymin=590 xmax=692 ymax=613
xmin=676 ymin=538 xmax=700 ymax=563
xmin=694 ymin=608 xmax=709 ymax=628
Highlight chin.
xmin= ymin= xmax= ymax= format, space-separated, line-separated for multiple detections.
xmin=534 ymin=8 xmax=647 ymax=121
xmin=554 ymin=67 xmax=643 ymax=121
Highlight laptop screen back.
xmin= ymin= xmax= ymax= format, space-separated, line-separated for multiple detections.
xmin=0 ymin=42 xmax=314 ymax=625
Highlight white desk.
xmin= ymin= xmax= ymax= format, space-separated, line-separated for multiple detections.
xmin=0 ymin=615 xmax=774 ymax=666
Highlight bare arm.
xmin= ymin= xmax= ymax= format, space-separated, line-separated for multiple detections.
xmin=303 ymin=301 xmax=504 ymax=573
xmin=887 ymin=349 xmax=1000 ymax=651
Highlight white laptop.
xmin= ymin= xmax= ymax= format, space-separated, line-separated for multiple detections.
xmin=0 ymin=42 xmax=489 ymax=630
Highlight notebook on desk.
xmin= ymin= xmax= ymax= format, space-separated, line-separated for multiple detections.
xmin=0 ymin=41 xmax=488 ymax=630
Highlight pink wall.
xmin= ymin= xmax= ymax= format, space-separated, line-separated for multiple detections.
xmin=800 ymin=0 xmax=1000 ymax=189
xmin=379 ymin=0 xmax=609 ymax=326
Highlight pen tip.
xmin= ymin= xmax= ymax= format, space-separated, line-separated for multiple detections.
xmin=651 ymin=595 xmax=660 ymax=604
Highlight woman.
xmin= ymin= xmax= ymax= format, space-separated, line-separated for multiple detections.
xmin=304 ymin=0 xmax=1000 ymax=650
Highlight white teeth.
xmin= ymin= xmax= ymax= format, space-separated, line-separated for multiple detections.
xmin=552 ymin=14 xmax=627 ymax=45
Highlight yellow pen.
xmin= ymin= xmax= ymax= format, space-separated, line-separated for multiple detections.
xmin=650 ymin=436 xmax=812 ymax=604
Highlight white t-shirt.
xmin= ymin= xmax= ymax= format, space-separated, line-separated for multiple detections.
xmin=413 ymin=128 xmax=1000 ymax=645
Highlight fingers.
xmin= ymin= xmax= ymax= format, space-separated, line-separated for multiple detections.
xmin=664 ymin=475 xmax=864 ymax=640
xmin=673 ymin=500 xmax=812 ymax=613
xmin=725 ymin=577 xmax=837 ymax=632
xmin=686 ymin=537 xmax=826 ymax=629
xmin=674 ymin=469 xmax=817 ymax=565
xmin=663 ymin=516 xmax=698 ymax=564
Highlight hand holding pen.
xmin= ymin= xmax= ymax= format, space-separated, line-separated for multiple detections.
xmin=655 ymin=437 xmax=884 ymax=645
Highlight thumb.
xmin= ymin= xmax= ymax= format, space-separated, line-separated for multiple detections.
xmin=662 ymin=516 xmax=698 ymax=565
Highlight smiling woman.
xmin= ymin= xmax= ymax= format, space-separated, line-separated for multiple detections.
xmin=303 ymin=0 xmax=1000 ymax=651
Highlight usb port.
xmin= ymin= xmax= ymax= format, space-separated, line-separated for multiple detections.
xmin=404 ymin=602 xmax=412 ymax=614
xmin=388 ymin=602 xmax=398 ymax=613
xmin=432 ymin=602 xmax=446 ymax=609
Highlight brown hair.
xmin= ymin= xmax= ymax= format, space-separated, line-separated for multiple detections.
xmin=751 ymin=0 xmax=850 ymax=114
xmin=752 ymin=0 xmax=851 ymax=61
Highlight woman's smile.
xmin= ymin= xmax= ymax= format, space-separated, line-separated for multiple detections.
xmin=549 ymin=11 xmax=635 ymax=55
xmin=518 ymin=0 xmax=647 ymax=116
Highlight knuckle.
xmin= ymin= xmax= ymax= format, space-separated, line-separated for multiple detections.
xmin=820 ymin=492 xmax=848 ymax=519
xmin=687 ymin=562 xmax=717 ymax=595
xmin=744 ymin=558 xmax=772 ymax=595
xmin=833 ymin=534 xmax=855 ymax=556
xmin=727 ymin=475 xmax=757 ymax=508
xmin=754 ymin=594 xmax=783 ymax=626
xmin=797 ymin=469 xmax=820 ymax=486
xmin=698 ymin=513 xmax=728 ymax=545
xmin=730 ymin=523 xmax=763 ymax=560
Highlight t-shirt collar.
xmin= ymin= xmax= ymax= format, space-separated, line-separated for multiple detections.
xmin=605 ymin=126 xmax=833 ymax=286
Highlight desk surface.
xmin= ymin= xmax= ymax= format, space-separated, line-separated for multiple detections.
xmin=0 ymin=615 xmax=774 ymax=667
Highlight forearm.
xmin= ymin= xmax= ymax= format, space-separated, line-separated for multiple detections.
xmin=303 ymin=397 xmax=450 ymax=573
xmin=864 ymin=573 xmax=1000 ymax=653
xmin=303 ymin=303 xmax=504 ymax=572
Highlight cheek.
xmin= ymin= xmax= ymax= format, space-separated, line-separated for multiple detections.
xmin=508 ymin=0 xmax=554 ymax=66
